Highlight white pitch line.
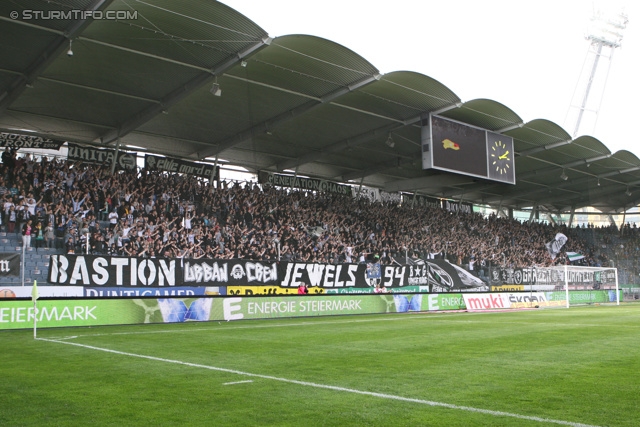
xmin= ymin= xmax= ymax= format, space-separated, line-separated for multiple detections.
xmin=37 ymin=337 xmax=600 ymax=427
xmin=223 ymin=380 xmax=254 ymax=386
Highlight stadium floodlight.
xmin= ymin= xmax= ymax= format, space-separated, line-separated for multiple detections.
xmin=210 ymin=82 xmax=221 ymax=97
xmin=385 ymin=134 xmax=395 ymax=148
xmin=587 ymin=10 xmax=628 ymax=48
xmin=560 ymin=169 xmax=568 ymax=181
xmin=626 ymin=187 xmax=632 ymax=196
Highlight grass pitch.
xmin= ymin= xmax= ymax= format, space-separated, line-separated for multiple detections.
xmin=1 ymin=305 xmax=639 ymax=426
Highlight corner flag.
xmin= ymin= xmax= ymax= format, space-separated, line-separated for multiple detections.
xmin=32 ymin=280 xmax=38 ymax=339
xmin=31 ymin=280 xmax=39 ymax=301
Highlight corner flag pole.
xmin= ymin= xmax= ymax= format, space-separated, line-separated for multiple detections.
xmin=21 ymin=243 xmax=25 ymax=286
xmin=32 ymin=280 xmax=38 ymax=339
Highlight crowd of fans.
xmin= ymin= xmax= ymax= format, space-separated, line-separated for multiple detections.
xmin=0 ymin=147 xmax=619 ymax=275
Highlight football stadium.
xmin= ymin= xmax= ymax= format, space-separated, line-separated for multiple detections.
xmin=1 ymin=1 xmax=639 ymax=426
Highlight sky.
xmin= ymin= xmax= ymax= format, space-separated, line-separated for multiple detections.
xmin=223 ymin=0 xmax=640 ymax=157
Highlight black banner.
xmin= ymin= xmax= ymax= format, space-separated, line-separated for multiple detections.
xmin=490 ymin=267 xmax=616 ymax=288
xmin=404 ymin=258 xmax=488 ymax=292
xmin=49 ymin=255 xmax=178 ymax=286
xmin=0 ymin=253 xmax=20 ymax=276
xmin=278 ymin=263 xmax=364 ymax=289
xmin=144 ymin=155 xmax=218 ymax=180
xmin=48 ymin=254 xmax=488 ymax=292
xmin=443 ymin=199 xmax=473 ymax=214
xmin=258 ymin=171 xmax=352 ymax=195
xmin=0 ymin=132 xmax=65 ymax=150
xmin=67 ymin=143 xmax=137 ymax=170
xmin=183 ymin=260 xmax=277 ymax=286
xmin=402 ymin=194 xmax=442 ymax=209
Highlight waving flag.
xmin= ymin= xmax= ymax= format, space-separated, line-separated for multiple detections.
xmin=545 ymin=233 xmax=568 ymax=260
xmin=567 ymin=252 xmax=585 ymax=262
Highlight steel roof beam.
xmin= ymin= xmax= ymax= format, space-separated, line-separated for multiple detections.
xmin=99 ymin=37 xmax=271 ymax=144
xmin=518 ymin=139 xmax=573 ymax=157
xmin=0 ymin=0 xmax=115 ymax=114
xmin=196 ymin=73 xmax=382 ymax=160
xmin=384 ymin=174 xmax=475 ymax=193
xmin=275 ymin=103 xmax=462 ymax=172
xmin=339 ymin=157 xmax=415 ymax=182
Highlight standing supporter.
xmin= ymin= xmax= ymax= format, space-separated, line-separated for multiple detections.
xmin=22 ymin=218 xmax=32 ymax=248
xmin=3 ymin=196 xmax=14 ymax=232
xmin=44 ymin=221 xmax=55 ymax=249
xmin=7 ymin=205 xmax=16 ymax=233
xmin=65 ymin=236 xmax=75 ymax=254
xmin=108 ymin=208 xmax=119 ymax=230
xmin=34 ymin=221 xmax=45 ymax=250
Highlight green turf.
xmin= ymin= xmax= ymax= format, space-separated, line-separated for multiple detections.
xmin=1 ymin=305 xmax=639 ymax=426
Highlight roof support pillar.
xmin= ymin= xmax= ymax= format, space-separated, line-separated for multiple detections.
xmin=110 ymin=137 xmax=121 ymax=176
xmin=528 ymin=205 xmax=537 ymax=223
xmin=0 ymin=0 xmax=115 ymax=114
xmin=356 ymin=177 xmax=364 ymax=199
xmin=568 ymin=207 xmax=575 ymax=228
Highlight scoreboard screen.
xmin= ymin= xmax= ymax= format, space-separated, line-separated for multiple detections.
xmin=422 ymin=115 xmax=515 ymax=184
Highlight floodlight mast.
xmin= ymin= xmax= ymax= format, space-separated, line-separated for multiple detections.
xmin=567 ymin=9 xmax=628 ymax=138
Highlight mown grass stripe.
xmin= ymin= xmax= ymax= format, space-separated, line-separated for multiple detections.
xmin=38 ymin=337 xmax=601 ymax=427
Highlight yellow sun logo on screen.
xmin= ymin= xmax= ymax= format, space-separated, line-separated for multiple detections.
xmin=491 ymin=140 xmax=510 ymax=175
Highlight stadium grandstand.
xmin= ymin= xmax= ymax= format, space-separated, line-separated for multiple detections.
xmin=0 ymin=0 xmax=639 ymax=295
xmin=4 ymin=4 xmax=640 ymax=427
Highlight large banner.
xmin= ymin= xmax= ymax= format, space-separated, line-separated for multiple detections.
xmin=443 ymin=199 xmax=473 ymax=214
xmin=219 ymin=295 xmax=391 ymax=321
xmin=0 ymin=286 xmax=214 ymax=298
xmin=67 ymin=143 xmax=137 ymax=170
xmin=463 ymin=292 xmax=566 ymax=311
xmin=0 ymin=299 xmax=160 ymax=329
xmin=83 ymin=286 xmax=215 ymax=297
xmin=48 ymin=255 xmax=488 ymax=293
xmin=144 ymin=154 xmax=218 ymax=180
xmin=356 ymin=186 xmax=380 ymax=202
xmin=183 ymin=259 xmax=278 ymax=286
xmin=0 ymin=289 xmax=624 ymax=330
xmin=490 ymin=267 xmax=617 ymax=290
xmin=277 ymin=262 xmax=365 ymax=289
xmin=402 ymin=194 xmax=442 ymax=209
xmin=0 ymin=286 xmax=83 ymax=298
xmin=0 ymin=132 xmax=65 ymax=150
xmin=0 ymin=294 xmax=395 ymax=329
xmin=258 ymin=171 xmax=352 ymax=195
xmin=380 ymin=191 xmax=402 ymax=204
xmin=0 ymin=253 xmax=20 ymax=276
xmin=49 ymin=255 xmax=178 ymax=287
xmin=546 ymin=290 xmax=621 ymax=304
xmin=403 ymin=257 xmax=489 ymax=292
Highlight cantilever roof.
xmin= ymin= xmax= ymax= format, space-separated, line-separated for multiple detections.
xmin=0 ymin=0 xmax=639 ymax=214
